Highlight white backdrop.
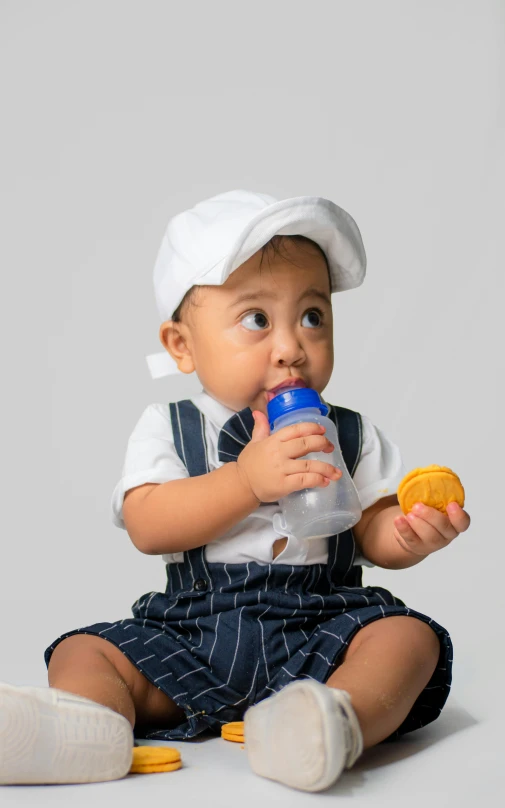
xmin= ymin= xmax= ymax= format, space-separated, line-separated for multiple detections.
xmin=0 ymin=0 xmax=503 ymax=736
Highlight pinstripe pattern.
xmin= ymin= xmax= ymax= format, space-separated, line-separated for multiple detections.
xmin=44 ymin=398 xmax=453 ymax=742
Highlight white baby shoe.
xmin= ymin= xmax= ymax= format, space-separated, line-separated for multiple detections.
xmin=244 ymin=679 xmax=363 ymax=792
xmin=0 ymin=682 xmax=133 ymax=785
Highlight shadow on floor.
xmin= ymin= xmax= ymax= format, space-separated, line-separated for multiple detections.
xmin=320 ymin=700 xmax=479 ymax=797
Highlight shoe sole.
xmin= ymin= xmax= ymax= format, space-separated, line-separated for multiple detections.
xmin=0 ymin=683 xmax=133 ymax=785
xmin=244 ymin=680 xmax=348 ymax=792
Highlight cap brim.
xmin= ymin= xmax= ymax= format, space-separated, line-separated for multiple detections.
xmin=222 ymin=196 xmax=366 ymax=293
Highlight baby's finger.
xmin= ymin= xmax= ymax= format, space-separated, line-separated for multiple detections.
xmin=287 ymin=458 xmax=342 ymax=482
xmin=445 ymin=502 xmax=471 ymax=533
xmin=408 ymin=503 xmax=459 ymax=541
xmin=284 ymin=471 xmax=336 ymax=495
xmin=403 ymin=511 xmax=457 ymax=551
xmin=393 ymin=516 xmax=427 ymax=556
xmin=286 ymin=434 xmax=335 ymax=458
xmin=277 ymin=422 xmax=326 ymax=443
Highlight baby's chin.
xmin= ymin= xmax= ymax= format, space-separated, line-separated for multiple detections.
xmin=208 ymin=392 xmax=267 ymax=415
xmin=240 ymin=391 xmax=270 ymax=416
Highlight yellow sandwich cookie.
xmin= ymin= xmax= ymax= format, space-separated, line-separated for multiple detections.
xmin=131 ymin=761 xmax=182 ymax=774
xmin=130 ymin=746 xmax=182 ymax=774
xmin=221 ymin=732 xmax=244 ymax=743
xmin=397 ymin=465 xmax=465 ymax=515
xmin=221 ymin=721 xmax=245 ymax=743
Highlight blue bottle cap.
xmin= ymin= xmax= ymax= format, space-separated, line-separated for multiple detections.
xmin=267 ymin=387 xmax=329 ymax=430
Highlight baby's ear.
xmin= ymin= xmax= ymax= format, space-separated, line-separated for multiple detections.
xmin=159 ymin=320 xmax=195 ymax=374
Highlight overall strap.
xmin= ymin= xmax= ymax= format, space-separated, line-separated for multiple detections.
xmin=169 ymin=399 xmax=210 ymax=477
xmin=168 ymin=398 xmax=364 ymax=590
xmin=325 ymin=404 xmax=364 ymax=588
xmin=168 ymin=399 xmax=213 ymax=591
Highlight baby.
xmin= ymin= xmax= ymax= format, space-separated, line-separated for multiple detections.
xmin=0 ymin=190 xmax=470 ymax=791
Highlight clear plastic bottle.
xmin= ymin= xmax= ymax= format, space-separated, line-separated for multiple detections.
xmin=267 ymin=387 xmax=362 ymax=540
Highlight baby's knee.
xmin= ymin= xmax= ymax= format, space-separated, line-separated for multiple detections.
xmin=393 ymin=617 xmax=441 ymax=670
xmin=47 ymin=634 xmax=182 ymax=729
xmin=348 ymin=615 xmax=440 ymax=669
xmin=48 ymin=634 xmax=126 ymax=683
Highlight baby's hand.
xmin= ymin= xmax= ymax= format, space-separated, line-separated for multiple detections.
xmin=236 ymin=410 xmax=341 ymax=504
xmin=393 ymin=502 xmax=471 ymax=557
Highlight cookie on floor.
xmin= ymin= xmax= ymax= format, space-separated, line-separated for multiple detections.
xmin=221 ymin=721 xmax=245 ymax=743
xmin=130 ymin=745 xmax=182 ymax=773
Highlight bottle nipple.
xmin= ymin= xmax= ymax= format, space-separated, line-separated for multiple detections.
xmin=275 ymin=383 xmax=304 ymax=395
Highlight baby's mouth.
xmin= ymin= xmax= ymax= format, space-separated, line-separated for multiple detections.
xmin=265 ymin=379 xmax=308 ymax=403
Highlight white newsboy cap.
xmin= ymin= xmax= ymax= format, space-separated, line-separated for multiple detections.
xmin=146 ymin=189 xmax=366 ymax=379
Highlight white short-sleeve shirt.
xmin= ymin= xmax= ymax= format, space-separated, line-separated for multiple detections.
xmin=111 ymin=390 xmax=406 ymax=567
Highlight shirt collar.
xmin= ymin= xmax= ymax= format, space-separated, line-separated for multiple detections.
xmin=190 ymin=389 xmax=239 ymax=430
xmin=190 ymin=387 xmax=331 ymax=431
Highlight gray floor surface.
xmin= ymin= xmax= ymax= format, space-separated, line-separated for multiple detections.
xmin=0 ymin=698 xmax=501 ymax=808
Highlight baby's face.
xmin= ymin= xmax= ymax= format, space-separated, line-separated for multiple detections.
xmin=162 ymin=239 xmax=334 ymax=416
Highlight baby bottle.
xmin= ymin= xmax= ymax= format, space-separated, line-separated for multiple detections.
xmin=267 ymin=387 xmax=362 ymax=540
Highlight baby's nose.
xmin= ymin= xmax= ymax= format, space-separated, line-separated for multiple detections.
xmin=274 ymin=345 xmax=306 ymax=368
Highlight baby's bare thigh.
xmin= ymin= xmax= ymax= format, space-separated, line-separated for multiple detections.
xmin=48 ymin=634 xmax=185 ymax=728
xmin=344 ymin=615 xmax=440 ymax=662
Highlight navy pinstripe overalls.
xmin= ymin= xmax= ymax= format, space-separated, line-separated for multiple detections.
xmin=44 ymin=400 xmax=453 ymax=741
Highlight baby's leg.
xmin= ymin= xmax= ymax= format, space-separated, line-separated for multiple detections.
xmin=0 ymin=635 xmax=184 ymax=785
xmin=326 ymin=615 xmax=440 ymax=749
xmin=48 ymin=634 xmax=185 ymax=731
xmin=244 ymin=615 xmax=440 ymax=792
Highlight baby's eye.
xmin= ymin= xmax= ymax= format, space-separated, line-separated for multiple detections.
xmin=302 ymin=308 xmax=324 ymax=328
xmin=241 ymin=312 xmax=269 ymax=330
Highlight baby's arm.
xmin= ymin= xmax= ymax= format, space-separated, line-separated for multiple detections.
xmin=123 ymin=415 xmax=338 ymax=556
xmin=354 ymin=494 xmax=470 ymax=568
xmin=353 ymin=494 xmax=426 ymax=569
xmin=122 ymin=462 xmax=258 ymax=555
